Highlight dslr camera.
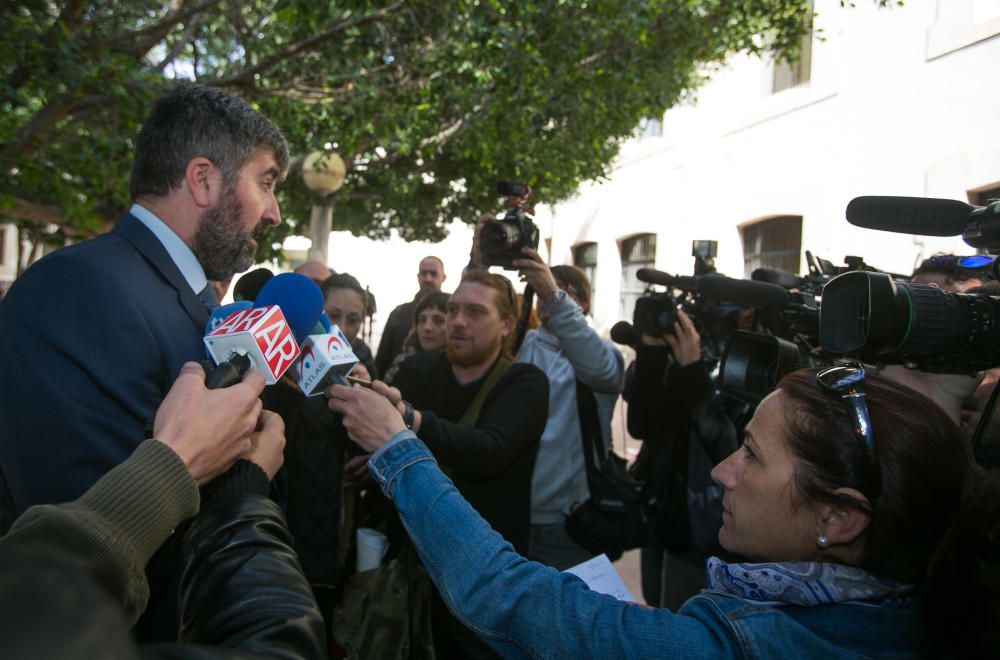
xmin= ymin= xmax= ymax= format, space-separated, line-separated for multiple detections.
xmin=479 ymin=181 xmax=540 ymax=269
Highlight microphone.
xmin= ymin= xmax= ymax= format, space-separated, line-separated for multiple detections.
xmin=636 ymin=268 xmax=699 ymax=290
xmin=610 ymin=321 xmax=640 ymax=347
xmin=295 ymin=324 xmax=361 ymax=395
xmin=310 ymin=312 xmax=333 ymax=335
xmin=233 ymin=267 xmax=274 ymax=301
xmin=203 ymin=305 xmax=302 ymax=385
xmin=845 ymin=196 xmax=972 ymax=237
xmin=254 ymin=272 xmax=325 ymax=343
xmin=751 ymin=267 xmax=803 ymax=290
xmin=205 ymin=301 xmax=254 ymax=335
xmin=696 ymin=276 xmax=790 ymax=309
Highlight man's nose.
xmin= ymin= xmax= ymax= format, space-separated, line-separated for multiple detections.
xmin=266 ymin=194 xmax=281 ymax=227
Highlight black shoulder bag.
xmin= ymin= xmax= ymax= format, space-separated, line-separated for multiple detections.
xmin=564 ymin=381 xmax=649 ymax=561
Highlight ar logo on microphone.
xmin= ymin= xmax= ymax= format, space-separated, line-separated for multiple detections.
xmin=253 ymin=312 xmax=299 ymax=378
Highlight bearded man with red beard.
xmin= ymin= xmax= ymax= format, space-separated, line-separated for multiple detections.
xmin=368 ymin=270 xmax=548 ymax=659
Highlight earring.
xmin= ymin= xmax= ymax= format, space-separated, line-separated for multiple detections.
xmin=816 ymin=535 xmax=830 ymax=548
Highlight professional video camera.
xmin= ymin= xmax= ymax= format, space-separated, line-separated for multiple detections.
xmin=630 ymin=241 xmax=721 ymax=337
xmin=612 ymin=240 xmax=752 ymax=365
xmin=719 ymin=252 xmax=902 ymax=405
xmin=816 ymin=195 xmax=1000 ymax=374
xmin=479 ymin=181 xmax=540 ymax=270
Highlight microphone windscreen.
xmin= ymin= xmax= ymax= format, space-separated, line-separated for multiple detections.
xmin=635 ymin=268 xmax=676 ymax=287
xmin=752 ymin=267 xmax=803 ymax=290
xmin=636 ymin=268 xmax=699 ymax=290
xmin=845 ymin=196 xmax=971 ymax=237
xmin=696 ymin=276 xmax=789 ymax=309
xmin=610 ymin=321 xmax=640 ymax=346
xmin=233 ymin=268 xmax=274 ymax=301
xmin=254 ymin=273 xmax=325 ymax=344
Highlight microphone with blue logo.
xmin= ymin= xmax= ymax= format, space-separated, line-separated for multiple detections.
xmin=295 ymin=324 xmax=361 ymax=396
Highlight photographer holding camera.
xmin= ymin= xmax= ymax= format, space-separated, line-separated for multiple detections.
xmin=467 ymin=182 xmax=626 ymax=569
xmin=627 ymin=308 xmax=739 ymax=609
xmin=512 ymin=248 xmax=625 ymax=569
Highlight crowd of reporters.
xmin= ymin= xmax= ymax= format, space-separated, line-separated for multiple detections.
xmin=0 ymin=83 xmax=998 ymax=659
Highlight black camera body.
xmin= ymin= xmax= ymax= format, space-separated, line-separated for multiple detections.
xmin=633 ymin=292 xmax=678 ymax=336
xmin=479 ymin=182 xmax=540 ymax=270
xmin=479 ymin=208 xmax=540 ymax=269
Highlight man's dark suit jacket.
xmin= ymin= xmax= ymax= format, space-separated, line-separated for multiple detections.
xmin=0 ymin=212 xmax=209 ymax=521
xmin=0 ymin=212 xmax=209 ymax=641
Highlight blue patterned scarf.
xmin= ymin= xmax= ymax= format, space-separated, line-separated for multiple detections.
xmin=705 ymin=557 xmax=915 ymax=607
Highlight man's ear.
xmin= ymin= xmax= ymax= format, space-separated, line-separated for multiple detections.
xmin=185 ymin=157 xmax=220 ymax=208
xmin=500 ymin=313 xmax=516 ymax=338
xmin=820 ymin=487 xmax=871 ymax=546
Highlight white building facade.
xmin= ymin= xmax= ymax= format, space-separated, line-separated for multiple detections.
xmin=534 ymin=0 xmax=1000 ymax=332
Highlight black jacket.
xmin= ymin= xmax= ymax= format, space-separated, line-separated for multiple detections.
xmin=626 ymin=346 xmax=740 ymax=553
xmin=157 ymin=478 xmax=326 ymax=658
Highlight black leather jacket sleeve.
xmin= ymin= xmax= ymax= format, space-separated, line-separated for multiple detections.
xmin=176 ymin=463 xmax=326 ymax=660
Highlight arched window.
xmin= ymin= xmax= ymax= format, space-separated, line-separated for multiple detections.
xmin=740 ymin=216 xmax=803 ymax=278
xmin=573 ymin=242 xmax=598 ymax=294
xmin=619 ymin=233 xmax=656 ymax=322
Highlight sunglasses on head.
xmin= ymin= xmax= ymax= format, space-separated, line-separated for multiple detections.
xmin=926 ymin=254 xmax=996 ymax=270
xmin=816 ymin=363 xmax=877 ymax=465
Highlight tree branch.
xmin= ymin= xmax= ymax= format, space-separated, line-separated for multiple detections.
xmin=1 ymin=198 xmax=112 ymax=238
xmin=104 ymin=0 xmax=226 ymax=60
xmin=209 ymin=1 xmax=408 ymax=88
xmin=3 ymin=0 xmax=90 ymax=103
xmin=155 ymin=13 xmax=204 ymax=72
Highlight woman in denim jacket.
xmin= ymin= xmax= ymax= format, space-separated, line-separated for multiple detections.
xmin=329 ymin=366 xmax=998 ymax=658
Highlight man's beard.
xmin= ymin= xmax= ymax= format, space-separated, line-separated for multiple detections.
xmin=447 ymin=332 xmax=503 ymax=369
xmin=192 ymin=188 xmax=267 ymax=281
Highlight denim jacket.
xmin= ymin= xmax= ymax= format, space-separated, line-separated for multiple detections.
xmin=370 ymin=434 xmax=922 ymax=659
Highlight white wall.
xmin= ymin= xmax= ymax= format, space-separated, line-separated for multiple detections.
xmin=535 ymin=0 xmax=1000 ymax=329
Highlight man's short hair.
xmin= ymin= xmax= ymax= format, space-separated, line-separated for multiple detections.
xmin=421 ymin=256 xmax=445 ymax=272
xmin=129 ymin=83 xmax=289 ymax=200
xmin=912 ymin=253 xmax=998 ymax=283
xmin=550 ymin=265 xmax=591 ymax=308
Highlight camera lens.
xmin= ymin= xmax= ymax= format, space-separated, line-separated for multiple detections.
xmin=820 ymin=270 xmax=1000 ymax=372
xmin=480 ymin=219 xmax=521 ymax=251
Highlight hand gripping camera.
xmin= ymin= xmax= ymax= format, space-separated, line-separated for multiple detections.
xmin=479 ymin=181 xmax=540 ymax=270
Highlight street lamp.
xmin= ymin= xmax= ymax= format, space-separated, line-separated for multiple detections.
xmin=301 ymin=150 xmax=346 ymax=263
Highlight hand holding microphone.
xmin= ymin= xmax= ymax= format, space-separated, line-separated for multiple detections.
xmin=153 ymin=362 xmax=264 ymax=485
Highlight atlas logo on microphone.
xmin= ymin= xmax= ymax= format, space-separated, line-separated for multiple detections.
xmin=205 ymin=305 xmax=300 ymax=383
xmin=296 ymin=325 xmax=359 ymax=395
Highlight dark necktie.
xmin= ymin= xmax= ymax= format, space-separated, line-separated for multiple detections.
xmin=197 ymin=283 xmax=220 ymax=312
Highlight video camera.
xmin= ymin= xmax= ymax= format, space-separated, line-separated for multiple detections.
xmin=631 ymin=241 xmax=719 ymax=337
xmin=479 ymin=181 xmax=540 ymax=270
xmin=812 ymin=195 xmax=1000 ymax=374
xmin=719 ymin=253 xmax=900 ymax=404
xmin=614 ymin=240 xmax=750 ymax=366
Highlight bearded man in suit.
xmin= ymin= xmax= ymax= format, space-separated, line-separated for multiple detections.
xmin=0 ymin=83 xmax=288 ymax=640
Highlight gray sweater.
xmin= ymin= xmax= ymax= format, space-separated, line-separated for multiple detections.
xmin=517 ymin=290 xmax=624 ymax=524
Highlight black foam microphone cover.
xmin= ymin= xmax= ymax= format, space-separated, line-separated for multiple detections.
xmin=610 ymin=321 xmax=640 ymax=346
xmin=696 ymin=276 xmax=789 ymax=309
xmin=845 ymin=196 xmax=972 ymax=237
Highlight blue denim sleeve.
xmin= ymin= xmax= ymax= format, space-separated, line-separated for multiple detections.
xmin=369 ymin=436 xmax=738 ymax=659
